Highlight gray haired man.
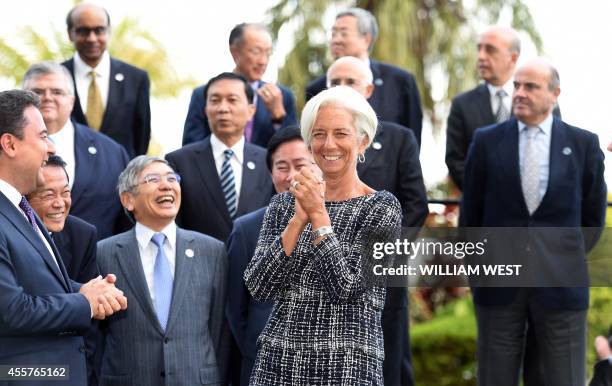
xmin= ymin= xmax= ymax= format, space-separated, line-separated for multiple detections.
xmin=96 ymin=155 xmax=229 ymax=386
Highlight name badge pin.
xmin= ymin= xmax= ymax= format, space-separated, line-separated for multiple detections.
xmin=115 ymin=73 xmax=125 ymax=82
xmin=88 ymin=146 xmax=97 ymax=155
xmin=562 ymin=147 xmax=572 ymax=155
xmin=372 ymin=141 xmax=382 ymax=150
xmin=185 ymin=249 xmax=194 ymax=258
xmin=247 ymin=161 xmax=256 ymax=170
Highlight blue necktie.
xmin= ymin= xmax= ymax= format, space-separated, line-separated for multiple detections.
xmin=220 ymin=149 xmax=237 ymax=218
xmin=151 ymin=233 xmax=173 ymax=330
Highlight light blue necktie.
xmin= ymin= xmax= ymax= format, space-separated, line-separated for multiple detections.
xmin=151 ymin=233 xmax=173 ymax=330
xmin=220 ymin=149 xmax=237 ymax=218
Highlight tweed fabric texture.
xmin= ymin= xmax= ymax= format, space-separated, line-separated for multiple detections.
xmin=245 ymin=190 xmax=402 ymax=385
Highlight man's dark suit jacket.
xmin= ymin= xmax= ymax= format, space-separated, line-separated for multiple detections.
xmin=182 ymin=81 xmax=297 ymax=147
xmin=306 ymin=59 xmax=423 ymax=145
xmin=226 ymin=206 xmax=273 ymax=385
xmin=590 ymin=359 xmax=612 ymax=386
xmin=53 ymin=215 xmax=98 ymax=283
xmin=69 ymin=121 xmax=130 ymax=241
xmin=461 ymin=117 xmax=607 ymax=310
xmin=358 ymin=121 xmax=427 ymax=386
xmin=165 ymin=137 xmax=274 ymax=242
xmin=445 ymin=83 xmax=561 ymax=190
xmin=52 ymin=214 xmax=99 ymax=386
xmin=0 ymin=192 xmax=91 ymax=386
xmin=63 ymin=56 xmax=151 ymax=158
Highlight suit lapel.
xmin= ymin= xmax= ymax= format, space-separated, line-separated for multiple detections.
xmin=368 ymin=60 xmax=383 ymax=111
xmin=165 ymin=228 xmax=195 ymax=333
xmin=477 ymin=84 xmax=495 ymax=125
xmin=194 ymin=139 xmax=232 ymax=225
xmin=115 ymin=230 xmax=163 ymax=333
xmin=43 ymin=223 xmax=72 ymax=291
xmin=71 ymin=123 xmax=96 ymax=204
xmin=0 ymin=194 xmax=69 ymax=291
xmin=537 ymin=118 xmax=566 ymax=210
xmin=64 ymin=59 xmax=88 ymax=124
xmin=496 ymin=119 xmax=522 ymax=194
xmin=101 ymin=59 xmax=121 ymax=130
xmin=237 ymin=144 xmax=264 ymax=216
xmin=252 ymin=81 xmax=268 ymax=145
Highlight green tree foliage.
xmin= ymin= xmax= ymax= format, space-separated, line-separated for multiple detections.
xmin=0 ymin=20 xmax=194 ymax=98
xmin=267 ymin=0 xmax=542 ymax=129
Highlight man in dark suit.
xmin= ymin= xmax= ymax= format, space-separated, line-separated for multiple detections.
xmin=62 ymin=3 xmax=151 ymax=157
xmin=0 ymin=89 xmax=127 ymax=386
xmin=305 ymin=8 xmax=423 ymax=146
xmin=23 ymin=61 xmax=130 ymax=240
xmin=461 ymin=59 xmax=607 ymax=386
xmin=226 ymin=125 xmax=315 ymax=384
xmin=182 ymin=23 xmax=296 ymax=147
xmin=167 ymin=72 xmax=273 ymax=242
xmin=326 ymin=56 xmax=428 ymax=386
xmin=26 ymin=154 xmax=98 ymax=283
xmin=446 ymin=26 xmax=520 ymax=190
xmin=26 ymin=154 xmax=99 ymax=385
xmin=96 ymin=155 xmax=229 ymax=386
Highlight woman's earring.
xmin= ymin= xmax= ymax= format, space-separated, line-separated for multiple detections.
xmin=358 ymin=153 xmax=366 ymax=163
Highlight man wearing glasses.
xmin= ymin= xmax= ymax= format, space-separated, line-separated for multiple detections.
xmin=62 ymin=3 xmax=151 ymax=158
xmin=96 ymin=155 xmax=230 ymax=386
xmin=182 ymin=23 xmax=297 ymax=147
xmin=23 ymin=61 xmax=129 ymax=240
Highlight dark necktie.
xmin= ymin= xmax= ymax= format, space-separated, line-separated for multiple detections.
xmin=19 ymin=196 xmax=39 ymax=232
xmin=220 ymin=149 xmax=237 ymax=218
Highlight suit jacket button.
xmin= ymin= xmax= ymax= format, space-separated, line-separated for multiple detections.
xmin=164 ymin=337 xmax=170 ymax=344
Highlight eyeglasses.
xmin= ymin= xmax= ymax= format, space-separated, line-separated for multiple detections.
xmin=139 ymin=173 xmax=181 ymax=186
xmin=73 ymin=26 xmax=108 ymax=37
xmin=245 ymin=47 xmax=273 ymax=58
xmin=30 ymin=88 xmax=69 ymax=97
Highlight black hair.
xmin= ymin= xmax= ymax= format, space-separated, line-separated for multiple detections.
xmin=266 ymin=125 xmax=304 ymax=171
xmin=203 ymin=72 xmax=254 ymax=104
xmin=46 ymin=154 xmax=70 ymax=184
xmin=0 ymin=90 xmax=40 ymax=142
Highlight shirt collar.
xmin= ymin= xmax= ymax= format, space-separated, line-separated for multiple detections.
xmin=135 ymin=221 xmax=177 ymax=251
xmin=487 ymin=78 xmax=513 ymax=98
xmin=0 ymin=178 xmax=23 ymax=209
xmin=517 ymin=113 xmax=554 ymax=136
xmin=210 ymin=133 xmax=245 ymax=165
xmin=250 ymin=80 xmax=260 ymax=90
xmin=74 ymin=50 xmax=110 ymax=79
xmin=49 ymin=120 xmax=75 ymax=143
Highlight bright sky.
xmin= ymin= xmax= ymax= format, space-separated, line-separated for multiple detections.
xmin=1 ymin=0 xmax=610 ymax=189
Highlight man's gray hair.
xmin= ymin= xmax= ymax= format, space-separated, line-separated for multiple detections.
xmin=117 ymin=155 xmax=170 ymax=195
xmin=548 ymin=65 xmax=560 ymax=91
xmin=23 ymin=61 xmax=75 ymax=96
xmin=336 ymin=8 xmax=379 ymax=52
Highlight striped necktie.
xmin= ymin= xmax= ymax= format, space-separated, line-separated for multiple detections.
xmin=220 ymin=149 xmax=237 ymax=218
xmin=151 ymin=232 xmax=173 ymax=330
xmin=19 ymin=196 xmax=39 ymax=232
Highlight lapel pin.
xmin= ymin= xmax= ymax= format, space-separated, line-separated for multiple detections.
xmin=374 ymin=78 xmax=383 ymax=86
xmin=88 ymin=146 xmax=97 ymax=155
xmin=562 ymin=147 xmax=572 ymax=155
xmin=185 ymin=248 xmax=194 ymax=258
xmin=115 ymin=73 xmax=124 ymax=82
xmin=372 ymin=141 xmax=382 ymax=150
xmin=247 ymin=161 xmax=256 ymax=170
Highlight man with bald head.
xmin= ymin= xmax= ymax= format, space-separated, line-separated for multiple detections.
xmin=182 ymin=23 xmax=296 ymax=147
xmin=62 ymin=3 xmax=151 ymax=157
xmin=446 ymin=26 xmax=520 ymax=190
xmin=326 ymin=56 xmax=428 ymax=386
xmin=461 ymin=59 xmax=607 ymax=386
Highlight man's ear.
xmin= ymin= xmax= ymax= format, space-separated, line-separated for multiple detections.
xmin=364 ymin=84 xmax=374 ymax=99
xmin=0 ymin=133 xmax=18 ymax=158
xmin=120 ymin=191 xmax=135 ymax=212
